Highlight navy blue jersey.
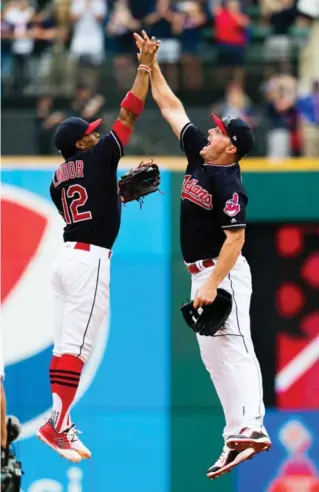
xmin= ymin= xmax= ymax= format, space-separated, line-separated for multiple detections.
xmin=50 ymin=131 xmax=123 ymax=249
xmin=180 ymin=122 xmax=248 ymax=263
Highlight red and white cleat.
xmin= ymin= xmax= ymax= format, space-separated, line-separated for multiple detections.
xmin=226 ymin=427 xmax=272 ymax=453
xmin=68 ymin=426 xmax=92 ymax=459
xmin=36 ymin=420 xmax=82 ymax=463
xmin=207 ymin=446 xmax=255 ymax=480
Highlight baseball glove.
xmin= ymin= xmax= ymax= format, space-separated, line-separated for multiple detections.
xmin=118 ymin=160 xmax=161 ymax=206
xmin=180 ymin=288 xmax=232 ymax=336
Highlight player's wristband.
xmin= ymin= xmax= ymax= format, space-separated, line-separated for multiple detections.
xmin=137 ymin=64 xmax=152 ymax=76
xmin=120 ymin=91 xmax=144 ymax=116
xmin=112 ymin=119 xmax=133 ymax=147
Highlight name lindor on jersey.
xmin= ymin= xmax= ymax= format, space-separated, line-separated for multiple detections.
xmin=52 ymin=160 xmax=84 ymax=188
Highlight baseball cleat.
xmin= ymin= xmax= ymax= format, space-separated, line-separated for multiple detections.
xmin=207 ymin=446 xmax=255 ymax=480
xmin=226 ymin=427 xmax=271 ymax=453
xmin=68 ymin=426 xmax=92 ymax=459
xmin=36 ymin=420 xmax=82 ymax=463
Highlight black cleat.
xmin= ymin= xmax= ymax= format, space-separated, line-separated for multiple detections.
xmin=207 ymin=446 xmax=255 ymax=480
xmin=226 ymin=427 xmax=271 ymax=453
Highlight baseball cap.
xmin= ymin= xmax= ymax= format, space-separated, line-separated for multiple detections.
xmin=211 ymin=114 xmax=254 ymax=159
xmin=54 ymin=116 xmax=102 ymax=158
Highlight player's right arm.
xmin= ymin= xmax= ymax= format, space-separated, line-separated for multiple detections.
xmin=151 ymin=60 xmax=208 ymax=163
xmin=150 ymin=60 xmax=190 ymax=139
xmin=134 ymin=31 xmax=207 ymax=163
xmin=133 ymin=31 xmax=189 ymax=138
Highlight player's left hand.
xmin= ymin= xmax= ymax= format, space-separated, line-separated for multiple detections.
xmin=193 ymin=282 xmax=217 ymax=309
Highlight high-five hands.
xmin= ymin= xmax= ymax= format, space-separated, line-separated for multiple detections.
xmin=134 ymin=30 xmax=160 ymax=65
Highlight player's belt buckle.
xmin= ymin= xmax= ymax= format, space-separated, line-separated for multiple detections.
xmin=187 ymin=259 xmax=215 ymax=275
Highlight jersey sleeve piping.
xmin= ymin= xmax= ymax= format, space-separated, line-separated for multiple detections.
xmin=180 ymin=122 xmax=193 ymax=151
xmin=110 ymin=130 xmax=124 ymax=157
xmin=222 ymin=224 xmax=246 ymax=229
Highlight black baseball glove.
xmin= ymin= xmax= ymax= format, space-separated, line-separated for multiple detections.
xmin=118 ymin=160 xmax=161 ymax=206
xmin=180 ymin=288 xmax=232 ymax=336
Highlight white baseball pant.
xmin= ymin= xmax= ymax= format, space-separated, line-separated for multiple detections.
xmin=189 ymin=254 xmax=267 ymax=440
xmin=52 ymin=242 xmax=111 ymax=362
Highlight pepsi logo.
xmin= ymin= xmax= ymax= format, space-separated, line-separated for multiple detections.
xmin=1 ymin=184 xmax=109 ymax=439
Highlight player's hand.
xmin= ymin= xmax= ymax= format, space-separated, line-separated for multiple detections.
xmin=193 ymin=282 xmax=217 ymax=309
xmin=133 ymin=32 xmax=143 ymax=62
xmin=134 ymin=30 xmax=160 ymax=66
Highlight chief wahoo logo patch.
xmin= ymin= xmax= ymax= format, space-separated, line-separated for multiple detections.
xmin=224 ymin=192 xmax=241 ymax=217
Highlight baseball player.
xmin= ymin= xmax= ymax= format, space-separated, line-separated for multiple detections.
xmin=36 ymin=35 xmax=159 ymax=463
xmin=134 ymin=31 xmax=271 ymax=480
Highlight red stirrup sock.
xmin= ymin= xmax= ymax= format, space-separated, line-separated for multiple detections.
xmin=49 ymin=354 xmax=60 ymax=394
xmin=50 ymin=354 xmax=84 ymax=432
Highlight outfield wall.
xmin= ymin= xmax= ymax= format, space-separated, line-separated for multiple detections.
xmin=2 ymin=158 xmax=318 ymax=492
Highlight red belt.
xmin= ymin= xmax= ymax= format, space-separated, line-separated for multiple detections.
xmin=74 ymin=242 xmax=112 ymax=258
xmin=74 ymin=242 xmax=91 ymax=251
xmin=187 ymin=259 xmax=215 ymax=275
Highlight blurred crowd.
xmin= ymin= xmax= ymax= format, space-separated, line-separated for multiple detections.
xmin=1 ymin=0 xmax=319 ymax=157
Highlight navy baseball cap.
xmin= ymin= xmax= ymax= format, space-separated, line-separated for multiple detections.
xmin=211 ymin=114 xmax=254 ymax=159
xmin=54 ymin=116 xmax=102 ymax=158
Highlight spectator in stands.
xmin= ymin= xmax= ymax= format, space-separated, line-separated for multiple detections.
xmin=143 ymin=0 xmax=180 ymax=90
xmin=70 ymin=0 xmax=107 ymax=90
xmin=212 ymin=81 xmax=257 ymax=129
xmin=42 ymin=0 xmax=74 ymax=96
xmin=208 ymin=0 xmax=248 ymax=13
xmin=1 ymin=7 xmax=14 ymax=95
xmin=261 ymin=0 xmax=297 ymax=61
xmin=35 ymin=95 xmax=64 ymax=155
xmin=296 ymin=0 xmax=319 ymax=157
xmin=4 ymin=0 xmax=35 ymax=95
xmin=262 ymin=62 xmax=299 ymax=159
xmin=175 ymin=0 xmax=207 ymax=90
xmin=30 ymin=7 xmax=58 ymax=95
xmin=297 ymin=79 xmax=319 ymax=157
xmin=214 ymin=0 xmax=250 ymax=85
xmin=68 ymin=84 xmax=105 ymax=122
xmin=106 ymin=0 xmax=141 ymax=90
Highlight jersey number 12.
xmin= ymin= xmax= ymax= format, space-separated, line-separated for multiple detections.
xmin=61 ymin=185 xmax=92 ymax=224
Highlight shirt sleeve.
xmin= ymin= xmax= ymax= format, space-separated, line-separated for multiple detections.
xmin=91 ymin=131 xmax=124 ymax=170
xmin=180 ymin=123 xmax=208 ymax=161
xmin=214 ymin=178 xmax=248 ymax=230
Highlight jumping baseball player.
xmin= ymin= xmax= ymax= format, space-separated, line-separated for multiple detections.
xmin=134 ymin=31 xmax=271 ymax=480
xmin=36 ymin=35 xmax=159 ymax=463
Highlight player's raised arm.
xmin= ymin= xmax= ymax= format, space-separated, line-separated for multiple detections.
xmin=151 ymin=61 xmax=191 ymax=138
xmin=134 ymin=31 xmax=190 ymax=139
xmin=112 ymin=33 xmax=159 ymax=147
